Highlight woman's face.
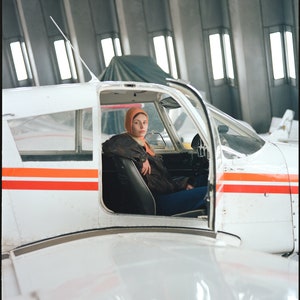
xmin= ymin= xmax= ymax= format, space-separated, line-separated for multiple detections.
xmin=131 ymin=113 xmax=148 ymax=138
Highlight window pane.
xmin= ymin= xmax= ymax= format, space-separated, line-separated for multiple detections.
xmin=114 ymin=38 xmax=122 ymax=56
xmin=82 ymin=108 xmax=93 ymax=151
xmin=209 ymin=34 xmax=224 ymax=80
xmin=153 ymin=36 xmax=169 ymax=73
xmin=269 ymin=32 xmax=284 ymax=80
xmin=165 ymin=106 xmax=198 ymax=149
xmin=101 ymin=104 xmax=139 ymax=141
xmin=10 ymin=41 xmax=28 ymax=81
xmin=213 ymin=115 xmax=264 ymax=159
xmin=100 ymin=103 xmax=173 ymax=150
xmin=101 ymin=38 xmax=115 ymax=66
xmin=54 ymin=40 xmax=72 ymax=80
xmin=8 ymin=111 xmax=76 ymax=152
xmin=21 ymin=42 xmax=32 ymax=79
xmin=167 ymin=36 xmax=178 ymax=78
xmin=66 ymin=42 xmax=78 ymax=79
xmin=223 ymin=34 xmax=234 ymax=79
xmin=285 ymin=31 xmax=296 ymax=79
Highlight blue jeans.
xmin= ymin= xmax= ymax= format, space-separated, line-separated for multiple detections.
xmin=155 ymin=185 xmax=207 ymax=216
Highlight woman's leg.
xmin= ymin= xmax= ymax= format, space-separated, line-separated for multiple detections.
xmin=156 ymin=186 xmax=207 ymax=216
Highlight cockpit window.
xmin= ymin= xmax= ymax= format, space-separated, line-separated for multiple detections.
xmin=8 ymin=111 xmax=76 ymax=152
xmin=7 ymin=109 xmax=93 ymax=161
xmin=211 ymin=110 xmax=265 ymax=159
xmin=163 ymin=106 xmax=198 ymax=149
xmin=101 ymin=102 xmax=175 ymax=150
xmin=159 ymin=95 xmax=209 ymax=151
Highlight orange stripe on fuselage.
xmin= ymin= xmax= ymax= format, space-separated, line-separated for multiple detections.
xmin=2 ymin=168 xmax=98 ymax=178
xmin=2 ymin=180 xmax=98 ymax=190
xmin=224 ymin=184 xmax=294 ymax=194
xmin=222 ymin=172 xmax=298 ymax=183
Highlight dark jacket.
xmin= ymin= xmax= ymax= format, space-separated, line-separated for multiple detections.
xmin=102 ymin=133 xmax=189 ymax=195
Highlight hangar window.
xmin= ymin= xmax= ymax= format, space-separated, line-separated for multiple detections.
xmin=209 ymin=34 xmax=224 ymax=80
xmin=223 ymin=33 xmax=234 ymax=80
xmin=153 ymin=34 xmax=178 ymax=78
xmin=270 ymin=32 xmax=285 ymax=80
xmin=54 ymin=39 xmax=78 ymax=81
xmin=9 ymin=40 xmax=32 ymax=83
xmin=284 ymin=31 xmax=296 ymax=80
xmin=208 ymin=30 xmax=235 ymax=85
xmin=268 ymin=26 xmax=296 ymax=85
xmin=100 ymin=36 xmax=122 ymax=67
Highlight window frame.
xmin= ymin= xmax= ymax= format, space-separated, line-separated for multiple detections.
xmin=150 ymin=31 xmax=179 ymax=79
xmin=96 ymin=33 xmax=123 ymax=68
xmin=7 ymin=108 xmax=93 ymax=162
xmin=283 ymin=25 xmax=296 ymax=86
xmin=50 ymin=36 xmax=78 ymax=84
xmin=266 ymin=25 xmax=297 ymax=87
xmin=205 ymin=28 xmax=236 ymax=87
xmin=6 ymin=38 xmax=33 ymax=87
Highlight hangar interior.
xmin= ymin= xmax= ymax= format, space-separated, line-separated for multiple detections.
xmin=2 ymin=0 xmax=299 ymax=133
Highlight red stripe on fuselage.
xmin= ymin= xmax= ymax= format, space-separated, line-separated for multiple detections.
xmin=2 ymin=180 xmax=98 ymax=191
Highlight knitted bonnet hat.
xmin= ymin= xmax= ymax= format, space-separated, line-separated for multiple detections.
xmin=124 ymin=107 xmax=148 ymax=134
xmin=124 ymin=107 xmax=155 ymax=156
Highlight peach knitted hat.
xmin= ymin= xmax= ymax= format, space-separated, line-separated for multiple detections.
xmin=124 ymin=107 xmax=148 ymax=135
xmin=124 ymin=107 xmax=155 ymax=156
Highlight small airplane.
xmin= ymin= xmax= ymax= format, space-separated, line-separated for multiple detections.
xmin=259 ymin=109 xmax=298 ymax=144
xmin=2 ymin=77 xmax=298 ymax=258
xmin=3 ymin=18 xmax=298 ymax=299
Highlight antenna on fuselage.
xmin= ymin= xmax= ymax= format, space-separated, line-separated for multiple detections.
xmin=50 ymin=16 xmax=99 ymax=83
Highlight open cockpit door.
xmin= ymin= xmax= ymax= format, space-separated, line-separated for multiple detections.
xmin=166 ymin=79 xmax=223 ymax=230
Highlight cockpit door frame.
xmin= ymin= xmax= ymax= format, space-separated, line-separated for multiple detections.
xmin=166 ymin=78 xmax=222 ymax=231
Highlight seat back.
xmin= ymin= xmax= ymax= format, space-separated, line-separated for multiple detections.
xmin=112 ymin=156 xmax=156 ymax=215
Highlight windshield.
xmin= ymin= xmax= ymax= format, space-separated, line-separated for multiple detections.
xmin=208 ymin=104 xmax=265 ymax=159
xmin=167 ymin=80 xmax=265 ymax=160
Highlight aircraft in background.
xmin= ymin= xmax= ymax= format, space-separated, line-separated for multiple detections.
xmin=259 ymin=109 xmax=298 ymax=144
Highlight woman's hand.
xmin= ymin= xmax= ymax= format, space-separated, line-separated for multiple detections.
xmin=186 ymin=184 xmax=194 ymax=190
xmin=141 ymin=159 xmax=151 ymax=175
